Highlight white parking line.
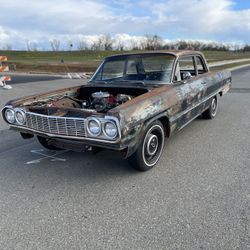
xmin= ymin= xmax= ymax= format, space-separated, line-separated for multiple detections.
xmin=26 ymin=149 xmax=69 ymax=164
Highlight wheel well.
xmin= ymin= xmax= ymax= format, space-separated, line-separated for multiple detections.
xmin=158 ymin=116 xmax=171 ymax=138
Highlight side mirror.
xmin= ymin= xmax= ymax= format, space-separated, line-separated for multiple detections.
xmin=183 ymin=72 xmax=192 ymax=81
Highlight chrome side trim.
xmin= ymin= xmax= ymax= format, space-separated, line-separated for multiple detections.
xmin=170 ymin=84 xmax=229 ymax=123
xmin=178 ymin=110 xmax=205 ymax=131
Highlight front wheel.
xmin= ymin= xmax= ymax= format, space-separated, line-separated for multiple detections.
xmin=128 ymin=120 xmax=165 ymax=171
xmin=202 ymin=96 xmax=218 ymax=119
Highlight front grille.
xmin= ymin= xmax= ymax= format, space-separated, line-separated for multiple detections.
xmin=25 ymin=112 xmax=86 ymax=137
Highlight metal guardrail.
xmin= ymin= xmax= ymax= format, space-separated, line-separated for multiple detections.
xmin=0 ymin=56 xmax=12 ymax=89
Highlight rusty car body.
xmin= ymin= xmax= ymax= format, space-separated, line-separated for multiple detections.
xmin=2 ymin=51 xmax=232 ymax=171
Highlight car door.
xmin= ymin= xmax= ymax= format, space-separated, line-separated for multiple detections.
xmin=172 ymin=55 xmax=206 ymax=129
xmin=194 ymin=55 xmax=217 ymax=112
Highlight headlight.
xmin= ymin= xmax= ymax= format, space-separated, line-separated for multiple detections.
xmin=103 ymin=121 xmax=118 ymax=139
xmin=5 ymin=108 xmax=15 ymax=124
xmin=15 ymin=109 xmax=26 ymax=125
xmin=87 ymin=118 xmax=101 ymax=136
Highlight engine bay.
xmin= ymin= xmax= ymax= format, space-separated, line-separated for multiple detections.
xmin=34 ymin=91 xmax=133 ymax=113
xmin=26 ymin=86 xmax=148 ymax=114
xmin=85 ymin=91 xmax=133 ymax=112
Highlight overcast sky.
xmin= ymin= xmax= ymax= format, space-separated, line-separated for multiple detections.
xmin=0 ymin=0 xmax=249 ymax=50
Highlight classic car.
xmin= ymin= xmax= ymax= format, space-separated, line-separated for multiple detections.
xmin=2 ymin=51 xmax=232 ymax=171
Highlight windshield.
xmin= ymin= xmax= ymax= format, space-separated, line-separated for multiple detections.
xmin=92 ymin=54 xmax=175 ymax=84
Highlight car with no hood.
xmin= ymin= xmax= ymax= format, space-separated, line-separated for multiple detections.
xmin=2 ymin=51 xmax=232 ymax=171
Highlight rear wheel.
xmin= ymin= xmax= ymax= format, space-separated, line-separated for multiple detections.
xmin=128 ymin=120 xmax=165 ymax=171
xmin=202 ymin=96 xmax=218 ymax=119
xmin=37 ymin=136 xmax=62 ymax=150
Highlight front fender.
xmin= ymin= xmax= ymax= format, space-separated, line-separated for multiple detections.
xmin=124 ymin=113 xmax=170 ymax=158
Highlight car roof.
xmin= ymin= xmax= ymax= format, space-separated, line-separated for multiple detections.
xmin=105 ymin=50 xmax=204 ymax=59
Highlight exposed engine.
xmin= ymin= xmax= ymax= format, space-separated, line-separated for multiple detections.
xmin=29 ymin=91 xmax=133 ymax=113
xmin=82 ymin=91 xmax=132 ymax=112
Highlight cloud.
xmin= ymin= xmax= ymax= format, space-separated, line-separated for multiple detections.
xmin=0 ymin=0 xmax=249 ymax=49
xmin=147 ymin=0 xmax=250 ymax=40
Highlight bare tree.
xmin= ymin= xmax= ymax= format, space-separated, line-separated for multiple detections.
xmin=116 ymin=38 xmax=125 ymax=51
xmin=117 ymin=42 xmax=124 ymax=51
xmin=105 ymin=34 xmax=114 ymax=50
xmin=78 ymin=40 xmax=88 ymax=51
xmin=25 ymin=40 xmax=40 ymax=51
xmin=243 ymin=44 xmax=250 ymax=52
xmin=67 ymin=40 xmax=73 ymax=51
xmin=2 ymin=43 xmax=12 ymax=50
xmin=29 ymin=42 xmax=38 ymax=51
xmin=192 ymin=41 xmax=202 ymax=51
xmin=232 ymin=43 xmax=241 ymax=53
xmin=89 ymin=34 xmax=114 ymax=51
xmin=143 ymin=35 xmax=163 ymax=50
xmin=131 ymin=40 xmax=141 ymax=50
xmin=50 ymin=39 xmax=60 ymax=51
xmin=162 ymin=43 xmax=171 ymax=50
xmin=176 ymin=40 xmax=188 ymax=50
xmin=26 ymin=39 xmax=31 ymax=51
xmin=98 ymin=34 xmax=114 ymax=51
xmin=90 ymin=40 xmax=101 ymax=51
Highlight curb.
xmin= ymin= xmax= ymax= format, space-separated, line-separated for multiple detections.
xmin=229 ymin=64 xmax=250 ymax=72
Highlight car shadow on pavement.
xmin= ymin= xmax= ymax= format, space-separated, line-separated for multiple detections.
xmin=23 ymin=143 xmax=138 ymax=177
xmin=0 ymin=143 xmax=141 ymax=194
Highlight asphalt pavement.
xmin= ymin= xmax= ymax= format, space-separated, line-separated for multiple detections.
xmin=9 ymin=74 xmax=63 ymax=85
xmin=0 ymin=70 xmax=249 ymax=249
